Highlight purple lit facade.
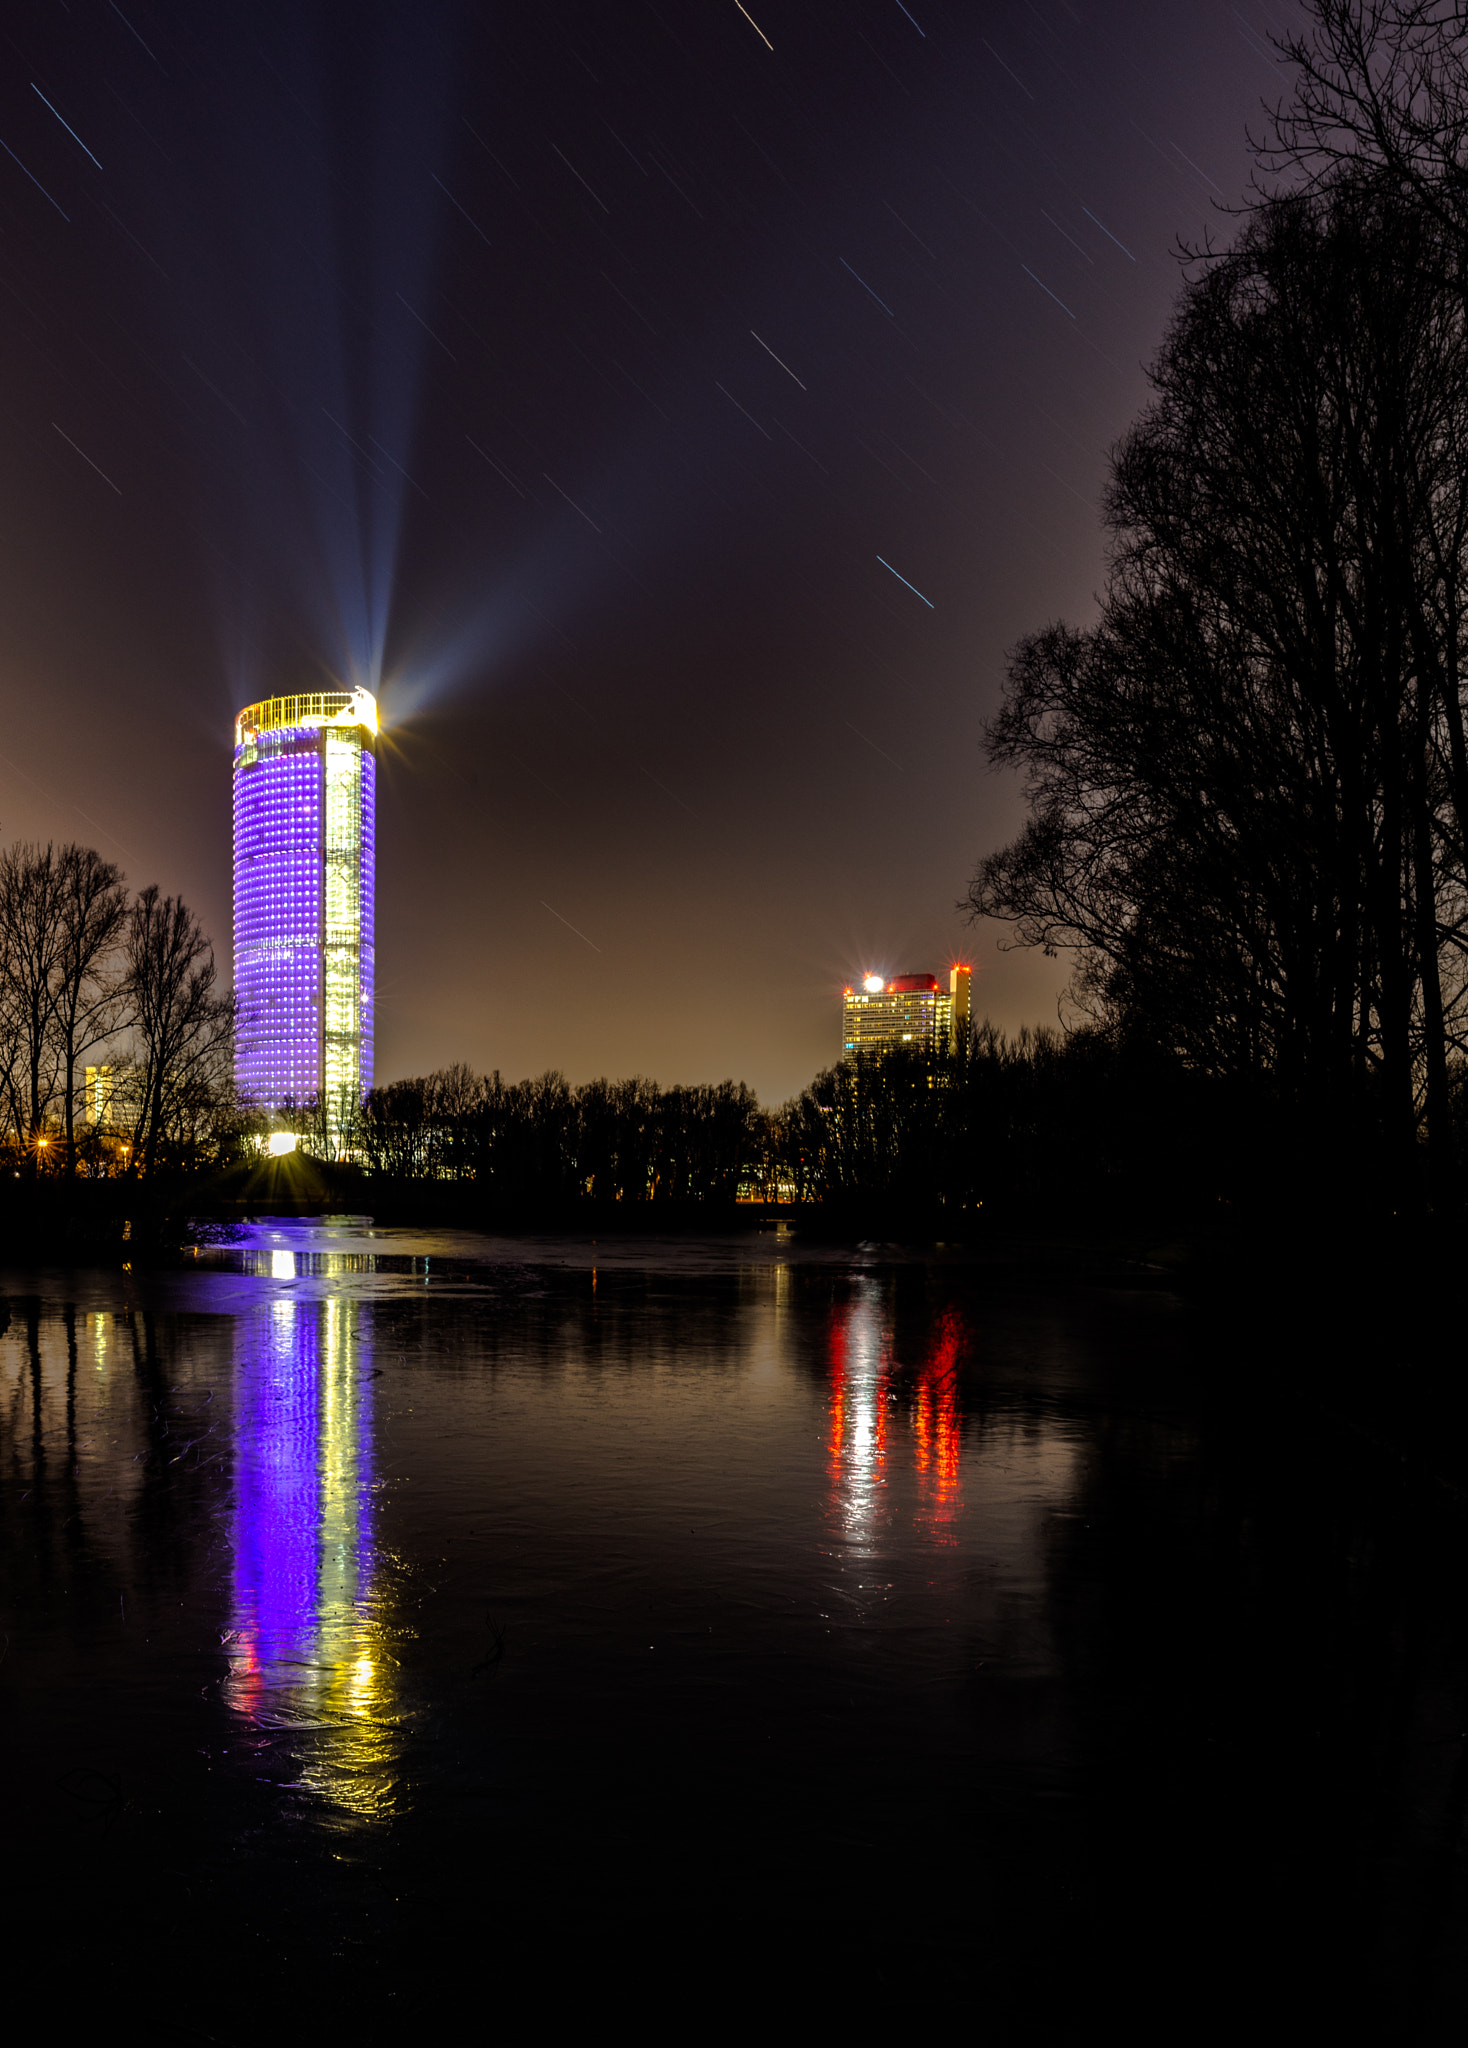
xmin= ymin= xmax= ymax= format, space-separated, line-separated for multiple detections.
xmin=233 ymin=690 xmax=376 ymax=1134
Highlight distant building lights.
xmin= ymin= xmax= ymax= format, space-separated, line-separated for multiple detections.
xmin=841 ymin=961 xmax=973 ymax=1060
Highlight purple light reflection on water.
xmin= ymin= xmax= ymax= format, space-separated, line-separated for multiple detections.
xmin=225 ymin=1291 xmax=399 ymax=1818
xmin=230 ymin=1297 xmax=322 ymax=1684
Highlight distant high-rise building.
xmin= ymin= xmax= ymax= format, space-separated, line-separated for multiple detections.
xmin=84 ymin=1064 xmax=114 ymax=1126
xmin=949 ymin=960 xmax=972 ymax=1047
xmin=233 ymin=688 xmax=377 ymax=1138
xmin=842 ymin=965 xmax=972 ymax=1059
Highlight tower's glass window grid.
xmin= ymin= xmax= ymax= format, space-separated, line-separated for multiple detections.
xmin=233 ymin=689 xmax=377 ymax=1141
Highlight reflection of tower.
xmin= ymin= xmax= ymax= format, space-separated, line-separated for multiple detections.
xmin=826 ymin=1287 xmax=889 ymax=1545
xmin=826 ymin=1293 xmax=968 ymax=1544
xmin=232 ymin=688 xmax=377 ymax=1140
xmin=227 ymin=1293 xmax=395 ymax=1818
xmin=914 ymin=1307 xmax=964 ymax=1532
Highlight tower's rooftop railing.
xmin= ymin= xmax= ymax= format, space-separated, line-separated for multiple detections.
xmin=235 ymin=687 xmax=378 ymax=747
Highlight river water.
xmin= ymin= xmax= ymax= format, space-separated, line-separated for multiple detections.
xmin=1 ymin=1219 xmax=1463 ymax=2038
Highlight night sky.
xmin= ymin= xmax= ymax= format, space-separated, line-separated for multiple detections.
xmin=0 ymin=1 xmax=1301 ymax=1104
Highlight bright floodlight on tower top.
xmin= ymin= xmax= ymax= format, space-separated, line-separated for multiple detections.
xmin=232 ymin=686 xmax=378 ymax=1151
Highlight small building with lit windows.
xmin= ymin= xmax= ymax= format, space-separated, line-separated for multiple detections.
xmin=841 ymin=965 xmax=971 ymax=1059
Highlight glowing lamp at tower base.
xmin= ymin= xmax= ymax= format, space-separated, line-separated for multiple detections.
xmin=233 ymin=688 xmax=377 ymax=1146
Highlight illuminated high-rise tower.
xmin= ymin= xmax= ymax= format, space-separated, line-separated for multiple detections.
xmin=841 ymin=965 xmax=972 ymax=1059
xmin=233 ymin=688 xmax=377 ymax=1138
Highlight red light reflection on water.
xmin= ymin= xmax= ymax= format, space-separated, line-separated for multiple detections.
xmin=827 ymin=1313 xmax=846 ymax=1466
xmin=826 ymin=1297 xmax=968 ymax=1539
xmin=914 ymin=1307 xmax=966 ymax=1532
